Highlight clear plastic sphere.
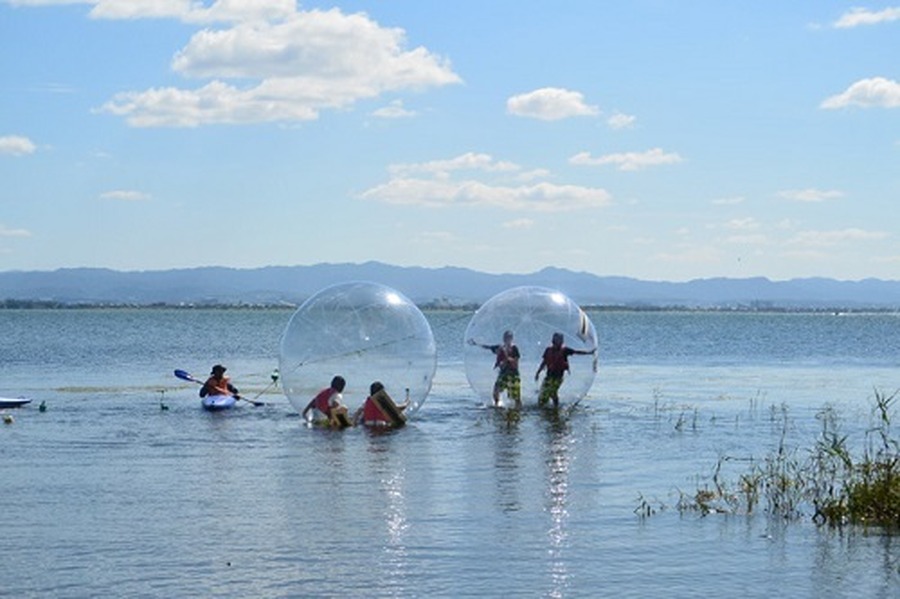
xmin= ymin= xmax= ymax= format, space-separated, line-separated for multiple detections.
xmin=279 ymin=281 xmax=436 ymax=418
xmin=464 ymin=286 xmax=598 ymax=407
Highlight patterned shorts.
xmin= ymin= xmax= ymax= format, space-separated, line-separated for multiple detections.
xmin=538 ymin=375 xmax=563 ymax=405
xmin=494 ymin=371 xmax=521 ymax=401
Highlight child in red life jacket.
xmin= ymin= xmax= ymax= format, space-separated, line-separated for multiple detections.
xmin=534 ymin=332 xmax=596 ymax=407
xmin=469 ymin=330 xmax=522 ymax=408
xmin=353 ymin=381 xmax=410 ymax=428
xmin=302 ymin=375 xmax=350 ymax=427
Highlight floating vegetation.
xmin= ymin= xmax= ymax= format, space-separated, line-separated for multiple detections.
xmin=647 ymin=389 xmax=900 ymax=532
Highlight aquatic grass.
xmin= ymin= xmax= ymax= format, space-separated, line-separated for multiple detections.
xmin=663 ymin=389 xmax=900 ymax=532
xmin=815 ymin=389 xmax=900 ymax=528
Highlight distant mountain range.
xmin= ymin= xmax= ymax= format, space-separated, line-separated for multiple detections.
xmin=2 ymin=262 xmax=900 ymax=309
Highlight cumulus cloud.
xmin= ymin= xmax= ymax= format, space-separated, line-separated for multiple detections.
xmin=607 ymin=112 xmax=636 ymax=129
xmin=100 ymin=189 xmax=151 ymax=201
xmin=0 ymin=135 xmax=37 ymax=156
xmin=371 ymin=100 xmax=416 ymax=119
xmin=833 ymin=7 xmax=900 ymax=28
xmin=777 ymin=188 xmax=844 ymax=202
xmin=507 ymin=87 xmax=599 ymax=121
xmin=569 ymin=148 xmax=683 ymax=171
xmin=362 ymin=178 xmax=611 ymax=212
xmin=362 ymin=152 xmax=612 ymax=212
xmin=821 ymin=77 xmax=900 ymax=109
xmin=388 ymin=152 xmax=521 ymax=178
xmin=86 ymin=5 xmax=461 ymax=126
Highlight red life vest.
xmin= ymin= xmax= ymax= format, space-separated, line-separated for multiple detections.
xmin=314 ymin=387 xmax=335 ymax=415
xmin=542 ymin=345 xmax=572 ymax=377
xmin=362 ymin=397 xmax=388 ymax=422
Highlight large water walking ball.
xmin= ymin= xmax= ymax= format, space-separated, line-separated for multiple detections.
xmin=279 ymin=281 xmax=437 ymax=418
xmin=463 ymin=286 xmax=598 ymax=407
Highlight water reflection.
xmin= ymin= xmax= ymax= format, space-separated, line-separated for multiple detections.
xmin=812 ymin=527 xmax=900 ymax=597
xmin=542 ymin=410 xmax=573 ymax=599
xmin=492 ymin=412 xmax=523 ymax=513
xmin=364 ymin=430 xmax=410 ymax=596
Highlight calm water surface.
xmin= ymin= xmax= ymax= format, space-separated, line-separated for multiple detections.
xmin=2 ymin=309 xmax=900 ymax=598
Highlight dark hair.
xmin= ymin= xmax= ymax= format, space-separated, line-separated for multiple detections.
xmin=331 ymin=375 xmax=346 ymax=392
xmin=370 ymin=381 xmax=384 ymax=395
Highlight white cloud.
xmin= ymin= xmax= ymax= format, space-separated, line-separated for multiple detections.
xmin=724 ymin=217 xmax=760 ymax=231
xmin=502 ymin=218 xmax=535 ymax=230
xmin=788 ymin=228 xmax=888 ymax=247
xmin=88 ymin=0 xmax=205 ymax=21
xmin=821 ymin=77 xmax=900 ymax=109
xmin=0 ymin=224 xmax=32 ymax=238
xmin=372 ymin=100 xmax=416 ymax=119
xmin=777 ymin=188 xmax=843 ymax=202
xmin=9 ymin=0 xmax=296 ymax=22
xmin=388 ymin=152 xmax=520 ymax=178
xmin=363 ymin=153 xmax=612 ymax=212
xmin=7 ymin=1 xmax=87 ymax=5
xmin=569 ymin=148 xmax=683 ymax=171
xmin=92 ymin=0 xmax=296 ymax=24
xmin=726 ymin=234 xmax=768 ymax=245
xmin=96 ymin=8 xmax=461 ymax=127
xmin=607 ymin=112 xmax=636 ymax=129
xmin=362 ymin=178 xmax=611 ymax=212
xmin=0 ymin=135 xmax=37 ymax=156
xmin=507 ymin=87 xmax=599 ymax=121
xmin=100 ymin=189 xmax=151 ymax=201
xmin=833 ymin=7 xmax=900 ymax=28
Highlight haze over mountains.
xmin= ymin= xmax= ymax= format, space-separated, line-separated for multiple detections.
xmin=2 ymin=262 xmax=900 ymax=309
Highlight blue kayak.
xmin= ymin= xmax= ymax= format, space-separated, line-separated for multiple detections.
xmin=201 ymin=395 xmax=237 ymax=411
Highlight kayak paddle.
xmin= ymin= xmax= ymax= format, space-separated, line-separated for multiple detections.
xmin=173 ymin=369 xmax=264 ymax=407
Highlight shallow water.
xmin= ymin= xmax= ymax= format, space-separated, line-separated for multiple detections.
xmin=2 ymin=309 xmax=900 ymax=597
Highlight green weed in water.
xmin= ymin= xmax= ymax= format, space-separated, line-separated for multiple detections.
xmin=648 ymin=389 xmax=900 ymax=532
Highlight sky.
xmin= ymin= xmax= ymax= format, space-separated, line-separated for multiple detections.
xmin=1 ymin=1 xmax=899 ymax=282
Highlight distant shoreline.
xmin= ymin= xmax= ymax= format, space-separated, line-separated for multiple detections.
xmin=2 ymin=299 xmax=897 ymax=314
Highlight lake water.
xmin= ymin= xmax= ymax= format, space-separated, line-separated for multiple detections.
xmin=2 ymin=308 xmax=900 ymax=598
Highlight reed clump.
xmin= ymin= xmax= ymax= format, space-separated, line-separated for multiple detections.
xmin=673 ymin=389 xmax=900 ymax=531
xmin=813 ymin=389 xmax=900 ymax=528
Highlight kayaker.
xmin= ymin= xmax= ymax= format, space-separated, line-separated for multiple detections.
xmin=353 ymin=381 xmax=409 ymax=428
xmin=302 ymin=375 xmax=351 ymax=427
xmin=468 ymin=330 xmax=521 ymax=408
xmin=534 ymin=332 xmax=596 ymax=407
xmin=200 ymin=364 xmax=239 ymax=398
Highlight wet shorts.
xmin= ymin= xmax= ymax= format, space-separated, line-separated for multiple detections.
xmin=494 ymin=371 xmax=521 ymax=401
xmin=538 ymin=375 xmax=563 ymax=405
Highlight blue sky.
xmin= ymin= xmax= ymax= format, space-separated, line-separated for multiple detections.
xmin=1 ymin=1 xmax=898 ymax=281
